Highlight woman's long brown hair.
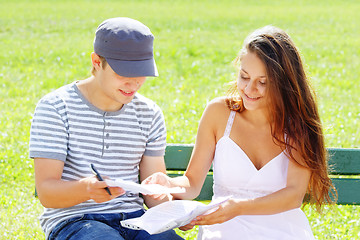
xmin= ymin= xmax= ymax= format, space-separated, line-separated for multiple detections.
xmin=226 ymin=26 xmax=336 ymax=211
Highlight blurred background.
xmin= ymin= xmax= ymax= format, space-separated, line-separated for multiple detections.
xmin=0 ymin=0 xmax=359 ymax=239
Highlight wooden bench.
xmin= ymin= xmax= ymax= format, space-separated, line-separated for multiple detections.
xmin=164 ymin=144 xmax=360 ymax=204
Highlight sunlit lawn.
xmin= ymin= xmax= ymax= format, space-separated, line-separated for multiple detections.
xmin=0 ymin=0 xmax=359 ymax=239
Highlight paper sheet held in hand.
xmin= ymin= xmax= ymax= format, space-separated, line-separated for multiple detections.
xmin=105 ymin=179 xmax=185 ymax=195
xmin=120 ymin=197 xmax=229 ymax=234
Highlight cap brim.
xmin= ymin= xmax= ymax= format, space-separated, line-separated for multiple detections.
xmin=106 ymin=58 xmax=158 ymax=77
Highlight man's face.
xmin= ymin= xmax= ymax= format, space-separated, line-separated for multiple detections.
xmin=100 ymin=64 xmax=146 ymax=102
xmin=92 ymin=54 xmax=147 ymax=111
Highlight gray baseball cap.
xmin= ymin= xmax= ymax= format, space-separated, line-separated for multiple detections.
xmin=94 ymin=17 xmax=158 ymax=77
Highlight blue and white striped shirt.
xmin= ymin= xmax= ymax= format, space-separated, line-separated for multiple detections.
xmin=29 ymin=82 xmax=167 ymax=238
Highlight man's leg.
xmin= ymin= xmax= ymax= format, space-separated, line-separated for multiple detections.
xmin=134 ymin=229 xmax=184 ymax=240
xmin=49 ymin=215 xmax=124 ymax=240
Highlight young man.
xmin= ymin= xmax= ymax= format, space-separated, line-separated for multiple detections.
xmin=29 ymin=17 xmax=183 ymax=240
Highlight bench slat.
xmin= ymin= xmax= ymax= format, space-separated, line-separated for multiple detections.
xmin=165 ymin=144 xmax=360 ymax=175
xmin=164 ymin=145 xmax=360 ymax=204
xmin=167 ymin=173 xmax=360 ymax=204
xmin=328 ymin=148 xmax=360 ymax=175
xmin=165 ymin=146 xmax=360 ymax=175
xmin=332 ymin=178 xmax=360 ymax=205
xmin=165 ymin=144 xmax=193 ymax=170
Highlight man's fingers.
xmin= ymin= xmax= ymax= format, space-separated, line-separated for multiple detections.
xmin=109 ymin=187 xmax=125 ymax=196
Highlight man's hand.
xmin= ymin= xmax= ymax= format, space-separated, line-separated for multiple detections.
xmin=81 ymin=176 xmax=126 ymax=203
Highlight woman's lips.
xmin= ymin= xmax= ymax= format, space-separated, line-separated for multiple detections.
xmin=244 ymin=93 xmax=260 ymax=101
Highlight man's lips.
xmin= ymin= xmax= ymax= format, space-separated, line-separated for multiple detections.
xmin=119 ymin=89 xmax=135 ymax=97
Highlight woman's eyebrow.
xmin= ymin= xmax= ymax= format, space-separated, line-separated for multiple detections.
xmin=240 ymin=69 xmax=266 ymax=79
xmin=240 ymin=68 xmax=248 ymax=74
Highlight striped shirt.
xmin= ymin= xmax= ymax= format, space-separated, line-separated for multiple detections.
xmin=29 ymin=82 xmax=167 ymax=238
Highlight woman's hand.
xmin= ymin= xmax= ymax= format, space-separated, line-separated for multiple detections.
xmin=142 ymin=172 xmax=172 ymax=187
xmin=191 ymin=198 xmax=242 ymax=225
xmin=141 ymin=172 xmax=173 ymax=200
xmin=178 ymin=223 xmax=196 ymax=231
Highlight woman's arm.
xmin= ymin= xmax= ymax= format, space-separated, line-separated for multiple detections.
xmin=143 ymin=98 xmax=228 ymax=200
xmin=191 ymin=153 xmax=311 ymax=225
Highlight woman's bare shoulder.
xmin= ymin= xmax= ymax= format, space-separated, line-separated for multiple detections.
xmin=202 ymin=97 xmax=231 ymax=132
xmin=206 ymin=96 xmax=229 ymax=111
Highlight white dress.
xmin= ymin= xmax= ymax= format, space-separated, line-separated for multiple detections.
xmin=197 ymin=111 xmax=315 ymax=240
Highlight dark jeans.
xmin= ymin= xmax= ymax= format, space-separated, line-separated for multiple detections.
xmin=48 ymin=209 xmax=184 ymax=240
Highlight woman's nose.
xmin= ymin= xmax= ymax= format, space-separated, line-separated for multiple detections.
xmin=244 ymin=80 xmax=256 ymax=93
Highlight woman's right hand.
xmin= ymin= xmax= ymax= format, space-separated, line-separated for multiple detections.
xmin=141 ymin=172 xmax=173 ymax=200
xmin=142 ymin=172 xmax=172 ymax=186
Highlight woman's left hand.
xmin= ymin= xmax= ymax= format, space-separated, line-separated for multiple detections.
xmin=190 ymin=198 xmax=241 ymax=225
xmin=178 ymin=223 xmax=195 ymax=231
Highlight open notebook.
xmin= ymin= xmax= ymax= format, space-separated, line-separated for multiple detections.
xmin=120 ymin=197 xmax=229 ymax=234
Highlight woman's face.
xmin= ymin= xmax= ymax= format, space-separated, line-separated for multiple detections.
xmin=237 ymin=51 xmax=269 ymax=111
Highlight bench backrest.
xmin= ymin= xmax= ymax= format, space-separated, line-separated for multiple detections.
xmin=164 ymin=144 xmax=360 ymax=204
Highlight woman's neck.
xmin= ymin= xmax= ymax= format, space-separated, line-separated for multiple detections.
xmin=241 ymin=108 xmax=271 ymax=129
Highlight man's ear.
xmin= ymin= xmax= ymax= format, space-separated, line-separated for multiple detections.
xmin=91 ymin=52 xmax=102 ymax=70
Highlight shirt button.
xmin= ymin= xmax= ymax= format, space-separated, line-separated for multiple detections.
xmin=106 ymin=144 xmax=110 ymax=149
xmin=106 ymin=133 xmax=110 ymax=138
xmin=107 ymin=122 xmax=111 ymax=126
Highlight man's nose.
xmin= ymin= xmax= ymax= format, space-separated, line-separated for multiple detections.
xmin=126 ymin=79 xmax=140 ymax=91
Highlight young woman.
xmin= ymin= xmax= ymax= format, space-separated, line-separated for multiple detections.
xmin=143 ymin=25 xmax=335 ymax=239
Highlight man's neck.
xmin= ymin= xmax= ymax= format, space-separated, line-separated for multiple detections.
xmin=76 ymin=77 xmax=124 ymax=112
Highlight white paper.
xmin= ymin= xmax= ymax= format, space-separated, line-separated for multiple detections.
xmin=105 ymin=179 xmax=185 ymax=195
xmin=120 ymin=197 xmax=229 ymax=234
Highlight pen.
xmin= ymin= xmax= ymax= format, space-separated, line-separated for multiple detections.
xmin=90 ymin=163 xmax=112 ymax=196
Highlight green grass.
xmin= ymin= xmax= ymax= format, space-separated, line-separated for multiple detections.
xmin=0 ymin=0 xmax=359 ymax=239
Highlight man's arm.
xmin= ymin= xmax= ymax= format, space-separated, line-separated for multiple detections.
xmin=139 ymin=155 xmax=170 ymax=208
xmin=34 ymin=158 xmax=124 ymax=208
